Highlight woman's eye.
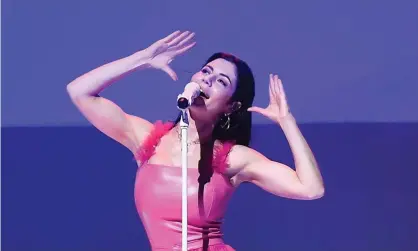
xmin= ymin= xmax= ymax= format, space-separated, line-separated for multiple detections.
xmin=218 ymin=79 xmax=227 ymax=86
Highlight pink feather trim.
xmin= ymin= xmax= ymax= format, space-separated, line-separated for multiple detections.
xmin=134 ymin=120 xmax=174 ymax=163
xmin=212 ymin=141 xmax=235 ymax=174
xmin=134 ymin=120 xmax=235 ymax=174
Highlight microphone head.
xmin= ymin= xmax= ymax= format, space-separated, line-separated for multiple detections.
xmin=177 ymin=81 xmax=201 ymax=110
xmin=177 ymin=97 xmax=189 ymax=109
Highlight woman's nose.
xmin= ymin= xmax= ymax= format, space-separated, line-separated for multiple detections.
xmin=202 ymin=76 xmax=213 ymax=86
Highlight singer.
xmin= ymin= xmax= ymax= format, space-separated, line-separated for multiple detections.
xmin=67 ymin=30 xmax=324 ymax=251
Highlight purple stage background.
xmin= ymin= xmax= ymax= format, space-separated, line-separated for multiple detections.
xmin=2 ymin=0 xmax=418 ymax=250
xmin=3 ymin=0 xmax=418 ymax=126
xmin=2 ymin=124 xmax=418 ymax=250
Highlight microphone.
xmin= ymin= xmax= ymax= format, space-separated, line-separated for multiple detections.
xmin=177 ymin=82 xmax=201 ymax=109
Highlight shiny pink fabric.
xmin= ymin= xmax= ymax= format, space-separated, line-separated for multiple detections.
xmin=134 ymin=121 xmax=236 ymax=250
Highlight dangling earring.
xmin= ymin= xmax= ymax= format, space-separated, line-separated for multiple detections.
xmin=220 ymin=102 xmax=240 ymax=131
xmin=220 ymin=114 xmax=231 ymax=130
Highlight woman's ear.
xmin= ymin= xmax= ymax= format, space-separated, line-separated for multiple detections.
xmin=226 ymin=101 xmax=242 ymax=115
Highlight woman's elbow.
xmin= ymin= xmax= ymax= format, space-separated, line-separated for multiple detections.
xmin=305 ymin=186 xmax=325 ymax=200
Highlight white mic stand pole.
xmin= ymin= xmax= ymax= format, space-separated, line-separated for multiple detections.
xmin=177 ymin=82 xmax=200 ymax=251
xmin=179 ymin=108 xmax=189 ymax=251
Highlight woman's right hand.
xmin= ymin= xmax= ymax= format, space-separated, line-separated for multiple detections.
xmin=139 ymin=30 xmax=196 ymax=81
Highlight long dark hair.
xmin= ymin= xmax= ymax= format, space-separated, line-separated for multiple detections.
xmin=174 ymin=52 xmax=255 ymax=146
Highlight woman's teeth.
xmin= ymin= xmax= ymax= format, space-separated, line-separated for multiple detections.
xmin=199 ymin=90 xmax=209 ymax=99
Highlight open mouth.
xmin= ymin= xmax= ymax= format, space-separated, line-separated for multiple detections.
xmin=199 ymin=90 xmax=209 ymax=99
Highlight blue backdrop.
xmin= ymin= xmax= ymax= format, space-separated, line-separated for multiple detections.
xmin=3 ymin=124 xmax=418 ymax=250
xmin=2 ymin=0 xmax=418 ymax=250
xmin=3 ymin=0 xmax=418 ymax=126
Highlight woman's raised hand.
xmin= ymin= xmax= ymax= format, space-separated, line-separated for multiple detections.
xmin=140 ymin=30 xmax=196 ymax=81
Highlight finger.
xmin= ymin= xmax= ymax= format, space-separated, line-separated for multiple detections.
xmin=162 ymin=30 xmax=181 ymax=43
xmin=174 ymin=32 xmax=195 ymax=47
xmin=247 ymin=106 xmax=266 ymax=114
xmin=161 ymin=65 xmax=178 ymax=81
xmin=174 ymin=41 xmax=196 ymax=56
xmin=273 ymin=75 xmax=281 ymax=100
xmin=274 ymin=76 xmax=285 ymax=99
xmin=277 ymin=78 xmax=288 ymax=108
xmin=277 ymin=77 xmax=286 ymax=98
xmin=278 ymin=78 xmax=286 ymax=95
xmin=275 ymin=75 xmax=282 ymax=93
xmin=248 ymin=106 xmax=274 ymax=119
xmin=269 ymin=74 xmax=278 ymax=102
xmin=167 ymin=31 xmax=191 ymax=46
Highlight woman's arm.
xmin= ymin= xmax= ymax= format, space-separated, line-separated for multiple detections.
xmin=230 ymin=115 xmax=324 ymax=200
xmin=67 ymin=51 xmax=149 ymax=98
xmin=67 ymin=52 xmax=153 ymax=153
xmin=66 ymin=30 xmax=196 ymax=153
xmin=279 ymin=114 xmax=323 ymax=193
xmin=229 ymin=74 xmax=324 ymax=200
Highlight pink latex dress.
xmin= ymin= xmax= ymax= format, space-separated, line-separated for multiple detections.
xmin=134 ymin=121 xmax=236 ymax=251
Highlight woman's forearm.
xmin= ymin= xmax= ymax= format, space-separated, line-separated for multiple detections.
xmin=66 ymin=51 xmax=149 ymax=98
xmin=279 ymin=114 xmax=324 ymax=194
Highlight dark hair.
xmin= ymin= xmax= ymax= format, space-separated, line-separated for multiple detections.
xmin=174 ymin=52 xmax=255 ymax=146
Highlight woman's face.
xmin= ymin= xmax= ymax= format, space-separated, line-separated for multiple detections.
xmin=189 ymin=58 xmax=238 ymax=121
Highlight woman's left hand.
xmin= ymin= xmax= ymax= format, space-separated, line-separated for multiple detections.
xmin=247 ymin=74 xmax=291 ymax=124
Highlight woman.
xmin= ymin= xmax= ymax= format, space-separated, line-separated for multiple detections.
xmin=67 ymin=30 xmax=324 ymax=251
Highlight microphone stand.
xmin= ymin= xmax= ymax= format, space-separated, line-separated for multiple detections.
xmin=178 ymin=108 xmax=189 ymax=251
xmin=176 ymin=83 xmax=199 ymax=251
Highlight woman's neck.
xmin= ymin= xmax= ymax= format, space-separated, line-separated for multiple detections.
xmin=174 ymin=114 xmax=216 ymax=145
